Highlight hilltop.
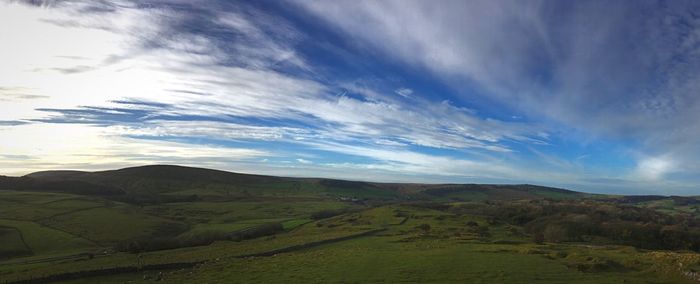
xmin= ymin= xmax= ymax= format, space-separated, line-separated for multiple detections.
xmin=5 ymin=164 xmax=585 ymax=203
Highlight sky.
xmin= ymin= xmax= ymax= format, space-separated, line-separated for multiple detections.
xmin=2 ymin=0 xmax=700 ymax=194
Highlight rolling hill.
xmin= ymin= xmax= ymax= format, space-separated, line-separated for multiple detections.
xmin=4 ymin=164 xmax=585 ymax=202
xmin=3 ymin=165 xmax=700 ymax=283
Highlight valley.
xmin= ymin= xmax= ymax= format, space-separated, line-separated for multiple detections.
xmin=0 ymin=165 xmax=699 ymax=283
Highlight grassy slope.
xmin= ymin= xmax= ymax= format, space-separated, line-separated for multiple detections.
xmin=3 ymin=165 xmax=699 ymax=283
xmin=6 ymin=204 xmax=691 ymax=284
xmin=161 ymin=205 xmax=693 ymax=283
xmin=0 ymin=227 xmax=30 ymax=259
xmin=0 ymin=219 xmax=95 ymax=257
xmin=172 ymin=239 xmax=677 ymax=284
xmin=17 ymin=165 xmax=584 ymax=201
xmin=41 ymin=206 xmax=185 ymax=245
xmin=0 ymin=191 xmax=104 ymax=261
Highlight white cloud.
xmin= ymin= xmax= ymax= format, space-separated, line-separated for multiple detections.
xmin=6 ymin=1 xmax=665 ymax=192
xmin=293 ymin=0 xmax=700 ymax=191
xmin=301 ymin=140 xmax=574 ymax=183
xmin=6 ymin=1 xmax=544 ymax=152
xmin=111 ymin=120 xmax=314 ymax=142
xmin=293 ymin=0 xmax=542 ymax=97
xmin=0 ymin=1 xmax=554 ymax=182
xmin=395 ymin=87 xmax=413 ymax=98
xmin=0 ymin=123 xmax=268 ymax=175
xmin=214 ymin=9 xmax=308 ymax=70
xmin=298 ymin=0 xmax=695 ymax=135
xmin=634 ymin=156 xmax=675 ymax=181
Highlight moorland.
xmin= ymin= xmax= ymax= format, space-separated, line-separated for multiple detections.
xmin=2 ymin=165 xmax=700 ymax=283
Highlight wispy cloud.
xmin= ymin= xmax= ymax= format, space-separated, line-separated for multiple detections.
xmin=395 ymin=88 xmax=412 ymax=98
xmin=0 ymin=1 xmax=543 ymax=182
xmin=4 ymin=1 xmax=700 ymax=193
xmin=294 ymin=0 xmax=700 ymax=189
xmin=0 ymin=123 xmax=268 ymax=176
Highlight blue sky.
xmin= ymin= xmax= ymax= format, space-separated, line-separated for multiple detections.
xmin=2 ymin=0 xmax=700 ymax=194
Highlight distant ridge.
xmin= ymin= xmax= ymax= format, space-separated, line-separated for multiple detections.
xmin=6 ymin=164 xmax=588 ymax=201
xmin=24 ymin=170 xmax=89 ymax=179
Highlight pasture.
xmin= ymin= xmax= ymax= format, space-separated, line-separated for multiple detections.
xmin=1 ymin=166 xmax=700 ymax=283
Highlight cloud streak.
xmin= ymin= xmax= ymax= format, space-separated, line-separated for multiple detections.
xmin=3 ymin=1 xmax=700 ymax=193
xmin=294 ymin=0 xmax=700 ymax=189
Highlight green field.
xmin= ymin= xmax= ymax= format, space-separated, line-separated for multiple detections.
xmin=0 ymin=219 xmax=96 ymax=257
xmin=1 ymin=165 xmax=700 ymax=283
xmin=2 ymin=203 xmax=694 ymax=283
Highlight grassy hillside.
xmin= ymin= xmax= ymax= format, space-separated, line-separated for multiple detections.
xmin=2 ymin=165 xmax=700 ymax=283
xmin=8 ymin=165 xmax=585 ymax=202
xmin=2 ymin=202 xmax=698 ymax=283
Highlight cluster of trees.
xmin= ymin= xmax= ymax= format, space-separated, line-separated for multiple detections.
xmin=450 ymin=199 xmax=700 ymax=251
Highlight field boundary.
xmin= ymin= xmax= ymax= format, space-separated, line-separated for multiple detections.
xmin=3 ymin=228 xmax=386 ymax=284
xmin=0 ymin=226 xmax=31 ymax=254
xmin=236 ymin=228 xmax=387 ymax=258
xmin=4 ymin=261 xmax=202 ymax=284
xmin=35 ymin=206 xmax=105 ymax=222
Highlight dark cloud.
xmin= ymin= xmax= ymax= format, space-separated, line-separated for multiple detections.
xmin=0 ymin=120 xmax=29 ymax=126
